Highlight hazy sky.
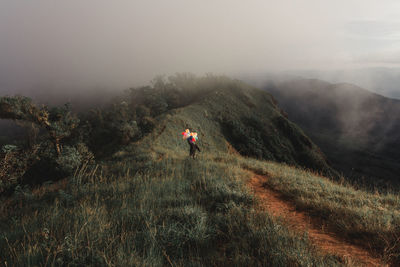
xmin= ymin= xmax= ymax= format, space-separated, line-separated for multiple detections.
xmin=1 ymin=0 xmax=400 ymax=94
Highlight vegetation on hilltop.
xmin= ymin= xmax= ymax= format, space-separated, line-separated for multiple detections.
xmin=0 ymin=74 xmax=335 ymax=193
xmin=0 ymin=96 xmax=92 ymax=192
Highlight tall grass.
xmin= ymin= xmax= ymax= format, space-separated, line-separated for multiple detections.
xmin=239 ymin=157 xmax=400 ymax=264
xmin=0 ymin=153 xmax=344 ymax=266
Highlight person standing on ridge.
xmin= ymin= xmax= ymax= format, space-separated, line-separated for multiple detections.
xmin=181 ymin=129 xmax=201 ymax=159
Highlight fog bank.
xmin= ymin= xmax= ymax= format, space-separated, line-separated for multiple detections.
xmin=1 ymin=1 xmax=400 ymax=97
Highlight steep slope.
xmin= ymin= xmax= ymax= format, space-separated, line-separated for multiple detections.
xmin=263 ymin=79 xmax=400 ymax=186
xmin=134 ymin=79 xmax=336 ymax=177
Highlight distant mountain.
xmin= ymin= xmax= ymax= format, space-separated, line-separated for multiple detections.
xmin=263 ymin=79 xmax=400 ymax=185
xmin=298 ymin=68 xmax=400 ymax=99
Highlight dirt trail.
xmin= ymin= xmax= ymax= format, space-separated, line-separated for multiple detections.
xmin=248 ymin=174 xmax=385 ymax=267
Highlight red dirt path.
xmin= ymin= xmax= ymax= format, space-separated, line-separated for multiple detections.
xmin=248 ymin=174 xmax=386 ymax=267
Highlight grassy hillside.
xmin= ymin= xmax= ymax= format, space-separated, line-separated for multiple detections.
xmin=3 ymin=75 xmax=399 ymax=265
xmin=142 ymin=78 xmax=335 ymax=177
xmin=240 ymin=157 xmax=400 ymax=264
xmin=0 ymin=75 xmax=335 ymax=193
xmin=263 ymin=79 xmax=400 ymax=187
xmin=0 ymin=151 xmax=347 ymax=266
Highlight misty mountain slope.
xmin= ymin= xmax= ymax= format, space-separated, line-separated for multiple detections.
xmin=125 ymin=81 xmax=335 ymax=176
xmin=4 ymin=77 xmax=400 ymax=265
xmin=263 ymin=78 xmax=400 ymax=185
xmin=0 ymin=75 xmax=336 ymax=193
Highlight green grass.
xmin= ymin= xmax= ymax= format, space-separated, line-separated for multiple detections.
xmin=2 ymin=76 xmax=392 ymax=266
xmin=139 ymin=78 xmax=335 ymax=177
xmin=0 ymin=152 xmax=345 ymax=266
xmin=238 ymin=156 xmax=400 ymax=264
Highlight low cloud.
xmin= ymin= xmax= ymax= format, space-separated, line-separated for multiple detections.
xmin=1 ymin=1 xmax=400 ymax=98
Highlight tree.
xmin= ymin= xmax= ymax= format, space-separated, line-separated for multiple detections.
xmin=0 ymin=96 xmax=79 ymax=155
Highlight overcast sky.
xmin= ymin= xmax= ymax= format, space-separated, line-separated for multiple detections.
xmin=1 ymin=0 xmax=400 ymax=94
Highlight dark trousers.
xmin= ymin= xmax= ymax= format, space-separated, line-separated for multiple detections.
xmin=188 ymin=141 xmax=200 ymax=159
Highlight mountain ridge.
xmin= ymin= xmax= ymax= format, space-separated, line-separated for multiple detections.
xmin=2 ymin=75 xmax=400 ymax=266
xmin=126 ymin=78 xmax=336 ymax=177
